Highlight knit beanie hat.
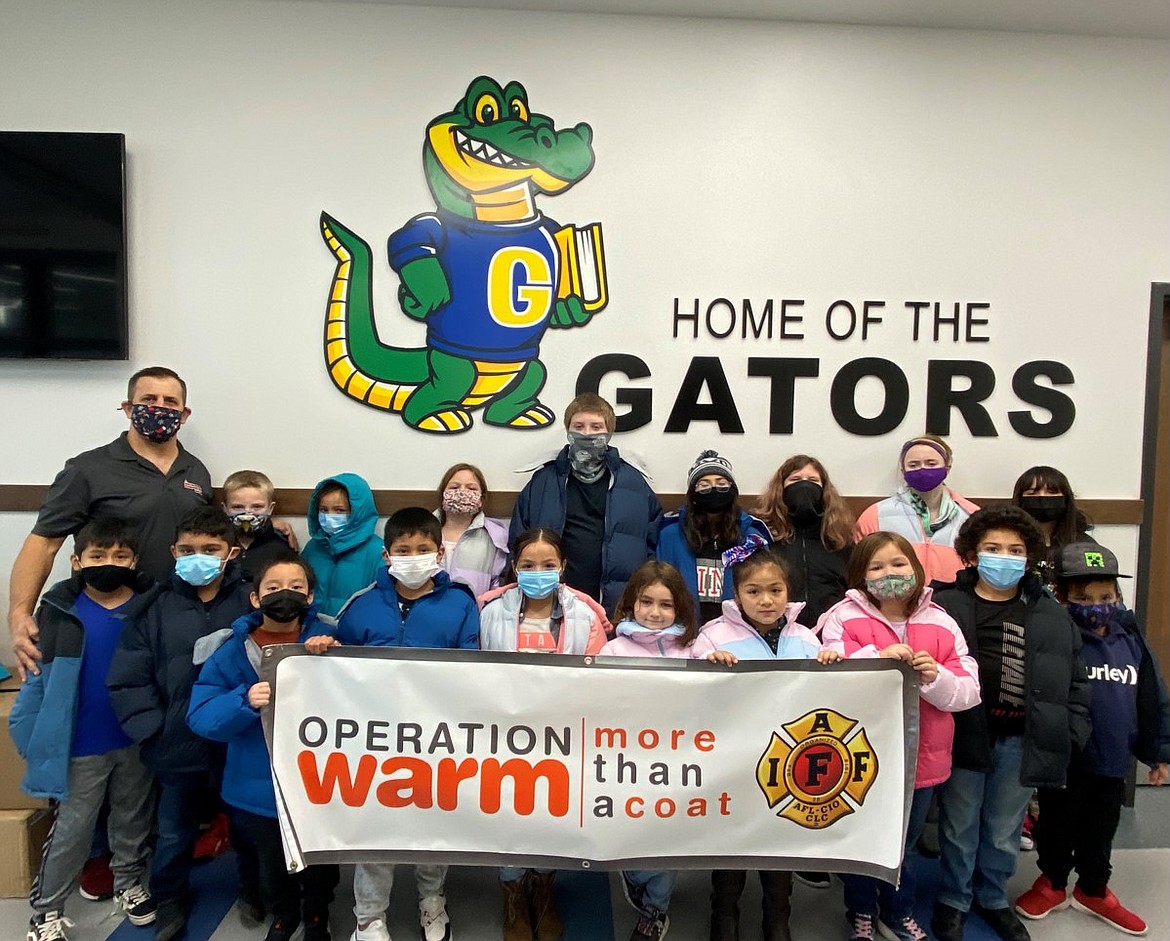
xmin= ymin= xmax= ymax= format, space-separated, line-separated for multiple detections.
xmin=687 ymin=450 xmax=735 ymax=491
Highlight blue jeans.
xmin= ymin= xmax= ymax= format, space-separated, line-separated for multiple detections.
xmin=151 ymin=771 xmax=204 ymax=903
xmin=624 ymin=870 xmax=677 ymax=915
xmin=937 ymin=736 xmax=1033 ymax=912
xmin=842 ymin=785 xmax=935 ymax=920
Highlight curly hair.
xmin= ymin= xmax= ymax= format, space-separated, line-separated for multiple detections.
xmin=953 ymin=505 xmax=1044 ymax=566
xmin=752 ymin=455 xmax=854 ymax=550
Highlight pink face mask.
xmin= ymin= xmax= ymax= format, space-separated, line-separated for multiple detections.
xmin=442 ymin=488 xmax=482 ymax=516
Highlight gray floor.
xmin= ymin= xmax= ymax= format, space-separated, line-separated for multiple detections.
xmin=3 ymin=787 xmax=1167 ymax=940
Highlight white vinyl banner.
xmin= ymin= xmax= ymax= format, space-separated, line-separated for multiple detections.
xmin=261 ymin=648 xmax=919 ymax=882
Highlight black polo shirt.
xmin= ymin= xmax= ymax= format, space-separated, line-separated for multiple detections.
xmin=32 ymin=432 xmax=212 ymax=582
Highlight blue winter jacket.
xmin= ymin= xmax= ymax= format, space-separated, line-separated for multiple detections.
xmin=106 ymin=563 xmax=253 ymax=774
xmin=9 ymin=573 xmax=157 ymax=799
xmin=186 ymin=607 xmax=325 ymax=817
xmin=314 ymin=567 xmax=479 ymax=650
xmin=656 ymin=508 xmax=774 ymax=615
xmin=300 ymin=473 xmax=385 ymax=617
xmin=509 ymin=446 xmax=662 ymax=614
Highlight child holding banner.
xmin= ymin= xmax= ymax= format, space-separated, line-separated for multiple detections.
xmin=318 ymin=507 xmax=478 ymax=941
xmin=698 ymin=541 xmax=824 ymax=941
xmin=187 ymin=551 xmax=339 ymax=941
xmin=478 ymin=528 xmax=610 ymax=941
xmin=818 ymin=531 xmax=980 ymax=941
xmin=599 ymin=560 xmax=702 ymax=941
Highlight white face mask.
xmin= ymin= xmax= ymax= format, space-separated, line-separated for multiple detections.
xmin=387 ymin=552 xmax=441 ymax=589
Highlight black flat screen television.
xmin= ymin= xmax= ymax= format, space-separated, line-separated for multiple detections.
xmin=0 ymin=131 xmax=128 ymax=359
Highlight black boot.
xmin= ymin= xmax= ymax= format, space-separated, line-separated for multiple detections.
xmin=759 ymin=871 xmax=793 ymax=941
xmin=710 ymin=870 xmax=746 ymax=941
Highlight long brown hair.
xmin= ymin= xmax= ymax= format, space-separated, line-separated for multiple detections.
xmin=682 ymin=492 xmax=742 ymax=554
xmin=753 ymin=455 xmax=854 ymax=550
xmin=846 ymin=532 xmax=926 ymax=614
xmin=436 ymin=463 xmax=489 ymax=524
xmin=613 ymin=561 xmax=699 ymax=645
xmin=1011 ymin=465 xmax=1091 ymax=549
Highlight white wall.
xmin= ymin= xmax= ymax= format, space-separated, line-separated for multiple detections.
xmin=1 ymin=0 xmax=1165 ymax=654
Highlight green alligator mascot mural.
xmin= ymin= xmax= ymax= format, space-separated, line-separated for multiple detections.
xmin=319 ymin=76 xmax=608 ymax=434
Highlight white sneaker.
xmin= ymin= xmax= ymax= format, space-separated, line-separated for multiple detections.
xmin=27 ymin=912 xmax=75 ymax=941
xmin=351 ymin=918 xmax=392 ymax=941
xmin=419 ymin=894 xmax=452 ymax=941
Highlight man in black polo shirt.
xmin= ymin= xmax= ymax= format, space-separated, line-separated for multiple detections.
xmin=7 ymin=366 xmax=211 ymax=679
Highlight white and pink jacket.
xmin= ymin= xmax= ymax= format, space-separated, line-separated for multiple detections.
xmin=697 ymin=601 xmax=821 ymax=662
xmin=599 ymin=621 xmax=707 ymax=659
xmin=817 ymin=588 xmax=981 ymax=788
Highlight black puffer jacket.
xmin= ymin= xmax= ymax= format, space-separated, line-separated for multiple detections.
xmin=933 ymin=568 xmax=1091 ymax=788
xmin=106 ymin=562 xmax=254 ymax=773
xmin=773 ymin=522 xmax=851 ymax=629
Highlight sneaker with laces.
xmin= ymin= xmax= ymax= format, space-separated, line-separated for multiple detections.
xmin=78 ymin=854 xmax=114 ymax=901
xmin=630 ymin=910 xmax=669 ymax=941
xmin=419 ymin=894 xmax=451 ymax=941
xmin=27 ymin=911 xmax=75 ymax=941
xmin=114 ymin=884 xmax=157 ymax=926
xmin=351 ymin=918 xmax=392 ymax=941
xmin=850 ymin=912 xmax=876 ymax=941
xmin=620 ymin=873 xmax=646 ymax=913
xmin=1071 ymin=886 xmax=1148 ymax=936
xmin=876 ymin=916 xmax=928 ymax=941
xmin=1014 ymin=875 xmax=1069 ymax=920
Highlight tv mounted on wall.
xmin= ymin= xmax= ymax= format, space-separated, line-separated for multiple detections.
xmin=0 ymin=131 xmax=128 ymax=359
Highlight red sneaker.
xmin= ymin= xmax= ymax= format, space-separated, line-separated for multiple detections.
xmin=193 ymin=812 xmax=231 ymax=861
xmin=1071 ymin=886 xmax=1147 ymax=936
xmin=78 ymin=853 xmax=114 ymax=901
xmin=1014 ymin=875 xmax=1069 ymax=919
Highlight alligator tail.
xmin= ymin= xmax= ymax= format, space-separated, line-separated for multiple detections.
xmin=319 ymin=212 xmax=431 ymax=412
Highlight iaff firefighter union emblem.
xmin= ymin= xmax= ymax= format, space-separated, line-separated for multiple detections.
xmin=756 ymin=708 xmax=879 ymax=829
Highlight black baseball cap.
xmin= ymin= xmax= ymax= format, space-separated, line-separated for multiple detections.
xmin=1057 ymin=542 xmax=1132 ymax=579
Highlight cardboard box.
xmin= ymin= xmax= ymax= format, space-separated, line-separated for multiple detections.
xmin=0 ymin=678 xmax=49 ymax=810
xmin=0 ymin=808 xmax=54 ymax=897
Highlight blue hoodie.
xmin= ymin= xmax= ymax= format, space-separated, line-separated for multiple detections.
xmin=186 ymin=607 xmax=324 ymax=817
xmin=300 ymin=473 xmax=384 ymax=617
xmin=318 ymin=567 xmax=479 ymax=650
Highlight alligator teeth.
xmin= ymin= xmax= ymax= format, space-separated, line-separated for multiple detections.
xmin=453 ymin=129 xmax=532 ymax=169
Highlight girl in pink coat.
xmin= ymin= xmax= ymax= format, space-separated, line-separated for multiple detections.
xmin=598 ymin=561 xmax=703 ymax=941
xmin=818 ymin=531 xmax=981 ymax=941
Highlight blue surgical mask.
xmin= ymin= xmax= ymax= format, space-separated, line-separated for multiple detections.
xmin=175 ymin=553 xmax=225 ymax=587
xmin=318 ymin=512 xmax=349 ymax=535
xmin=977 ymin=552 xmax=1027 ymax=591
xmin=517 ymin=569 xmax=560 ymax=599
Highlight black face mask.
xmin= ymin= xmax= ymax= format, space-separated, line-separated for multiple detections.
xmin=782 ymin=480 xmax=824 ymax=525
xmin=78 ymin=564 xmax=137 ymax=592
xmin=259 ymin=589 xmax=310 ymax=624
xmin=692 ymin=485 xmax=738 ymax=514
xmin=1019 ymin=495 xmax=1067 ymax=523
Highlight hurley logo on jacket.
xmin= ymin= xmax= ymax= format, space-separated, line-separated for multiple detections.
xmin=1086 ymin=664 xmax=1138 ymax=685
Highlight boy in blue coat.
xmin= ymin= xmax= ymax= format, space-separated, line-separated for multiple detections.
xmin=107 ymin=506 xmax=254 ymax=940
xmin=186 ymin=551 xmax=339 ymax=941
xmin=10 ymin=518 xmax=158 ymax=941
xmin=300 ymin=473 xmax=384 ymax=616
xmin=1014 ymin=542 xmax=1170 ymax=936
xmin=317 ymin=507 xmax=477 ymax=941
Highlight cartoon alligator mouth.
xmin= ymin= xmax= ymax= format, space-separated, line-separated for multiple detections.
xmin=452 ymin=129 xmax=535 ymax=171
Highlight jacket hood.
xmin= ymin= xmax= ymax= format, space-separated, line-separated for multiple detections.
xmin=660 ymin=506 xmax=769 ymax=538
xmin=306 ymin=473 xmax=381 ymax=554
xmin=614 ymin=619 xmax=688 ymax=645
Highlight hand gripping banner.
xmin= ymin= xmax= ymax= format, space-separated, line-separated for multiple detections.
xmin=260 ymin=647 xmax=919 ymax=883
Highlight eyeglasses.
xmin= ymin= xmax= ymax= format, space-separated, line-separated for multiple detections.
xmin=694 ymin=482 xmax=732 ymax=494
